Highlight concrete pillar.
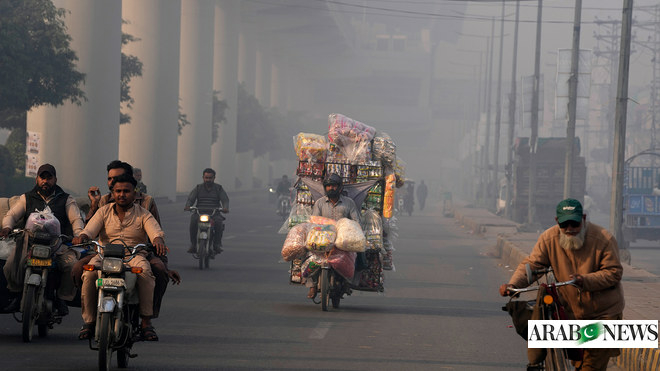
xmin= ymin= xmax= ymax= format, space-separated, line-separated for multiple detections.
xmin=120 ymin=0 xmax=181 ymax=200
xmin=236 ymin=150 xmax=253 ymax=189
xmin=27 ymin=0 xmax=121 ymax=195
xmin=255 ymin=48 xmax=271 ymax=108
xmin=211 ymin=0 xmax=239 ymax=191
xmin=176 ymin=0 xmax=214 ymax=193
xmin=238 ymin=25 xmax=257 ymax=96
xmin=270 ymin=63 xmax=280 ymax=109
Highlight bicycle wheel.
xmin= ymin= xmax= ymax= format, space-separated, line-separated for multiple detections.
xmin=320 ymin=269 xmax=329 ymax=311
xmin=21 ymin=285 xmax=38 ymax=342
xmin=98 ymin=312 xmax=114 ymax=371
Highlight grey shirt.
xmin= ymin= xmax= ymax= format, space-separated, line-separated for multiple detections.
xmin=312 ymin=195 xmax=360 ymax=223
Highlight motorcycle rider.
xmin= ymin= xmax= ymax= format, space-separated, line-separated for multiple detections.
xmin=73 ymin=173 xmax=165 ymax=341
xmin=1 ymin=163 xmax=84 ymax=314
xmin=275 ymin=175 xmax=291 ymax=214
xmin=184 ymin=168 xmax=229 ymax=255
xmin=74 ymin=160 xmax=180 ymax=320
xmin=306 ymin=173 xmax=360 ymax=298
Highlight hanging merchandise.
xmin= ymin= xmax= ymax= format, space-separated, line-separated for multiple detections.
xmin=361 ymin=209 xmax=383 ymax=250
xmin=281 ymin=223 xmax=311 ymax=262
xmin=294 ymin=133 xmax=327 ymax=162
xmin=372 ymin=132 xmax=396 ymax=167
xmin=327 ymin=249 xmax=357 ymax=280
xmin=305 ymin=224 xmax=337 ymax=252
xmin=278 ymin=203 xmax=312 ymax=234
xmin=383 ymin=172 xmax=397 ymax=218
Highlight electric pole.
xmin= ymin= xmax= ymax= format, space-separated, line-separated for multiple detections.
xmin=528 ymin=0 xmax=543 ymax=225
xmin=505 ymin=0 xmax=520 ymax=219
xmin=564 ymin=0 xmax=582 ymax=199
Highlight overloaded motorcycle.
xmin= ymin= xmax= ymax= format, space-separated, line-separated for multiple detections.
xmin=189 ymin=206 xmax=223 ymax=270
xmin=1 ymin=229 xmax=71 ymax=342
xmin=74 ymin=239 xmax=151 ymax=371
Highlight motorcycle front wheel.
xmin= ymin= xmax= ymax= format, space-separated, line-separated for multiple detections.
xmin=98 ymin=312 xmax=114 ymax=371
xmin=21 ymin=285 xmax=38 ymax=342
xmin=117 ymin=346 xmax=130 ymax=368
xmin=198 ymin=238 xmax=207 ymax=270
xmin=330 ymin=274 xmax=341 ymax=309
xmin=320 ymin=269 xmax=329 ymax=311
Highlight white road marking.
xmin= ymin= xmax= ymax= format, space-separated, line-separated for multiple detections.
xmin=309 ymin=321 xmax=332 ymax=339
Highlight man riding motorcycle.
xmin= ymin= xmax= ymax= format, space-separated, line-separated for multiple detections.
xmin=73 ymin=173 xmax=166 ymax=342
xmin=184 ymin=168 xmax=229 ymax=255
xmin=1 ymin=163 xmax=84 ymax=314
xmin=306 ymin=174 xmax=361 ymax=299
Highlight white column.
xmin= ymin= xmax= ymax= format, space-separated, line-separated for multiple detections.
xmin=27 ymin=0 xmax=121 ymax=195
xmin=176 ymin=0 xmax=214 ymax=193
xmin=211 ymin=0 xmax=239 ymax=191
xmin=120 ymin=0 xmax=181 ymax=200
xmin=238 ymin=25 xmax=257 ymax=96
xmin=255 ymin=48 xmax=271 ymax=108
xmin=270 ymin=63 xmax=280 ymax=109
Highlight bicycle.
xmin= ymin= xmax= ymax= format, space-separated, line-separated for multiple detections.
xmin=502 ymin=265 xmax=580 ymax=371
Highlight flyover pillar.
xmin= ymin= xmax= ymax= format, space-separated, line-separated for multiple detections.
xmin=120 ymin=0 xmax=181 ymax=200
xmin=211 ymin=0 xmax=239 ymax=191
xmin=27 ymin=0 xmax=121 ymax=195
xmin=176 ymin=0 xmax=215 ymax=193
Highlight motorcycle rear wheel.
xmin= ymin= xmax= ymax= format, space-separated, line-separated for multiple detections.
xmin=320 ymin=269 xmax=329 ymax=311
xmin=98 ymin=312 xmax=114 ymax=371
xmin=21 ymin=285 xmax=38 ymax=342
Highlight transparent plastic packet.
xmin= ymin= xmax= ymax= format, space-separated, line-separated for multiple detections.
xmin=334 ymin=218 xmax=366 ymax=252
xmin=382 ymin=215 xmax=399 ymax=242
xmin=293 ymin=133 xmax=327 ymax=162
xmin=361 ymin=209 xmax=383 ymax=250
xmin=301 ymin=252 xmax=325 ymax=278
xmin=278 ymin=203 xmax=312 ymax=234
xmin=281 ymin=223 xmax=311 ymax=262
xmin=372 ymin=132 xmax=396 ymax=167
xmin=305 ymin=224 xmax=337 ymax=252
xmin=381 ymin=250 xmax=396 ymax=271
xmin=327 ymin=113 xmax=376 ymax=145
xmin=383 ymin=172 xmax=397 ymax=218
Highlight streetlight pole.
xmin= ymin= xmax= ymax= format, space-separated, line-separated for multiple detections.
xmin=493 ymin=1 xmax=506 ymax=210
xmin=528 ymin=0 xmax=543 ymax=224
xmin=564 ymin=0 xmax=583 ymax=199
xmin=481 ymin=18 xmax=496 ymax=207
xmin=505 ymin=0 xmax=520 ymax=219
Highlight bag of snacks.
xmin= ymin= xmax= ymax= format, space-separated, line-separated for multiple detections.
xmin=334 ymin=218 xmax=366 ymax=252
xmin=281 ymin=223 xmax=311 ymax=261
xmin=372 ymin=132 xmax=396 ymax=167
xmin=305 ymin=224 xmax=337 ymax=252
xmin=383 ymin=173 xmax=397 ymax=218
xmin=294 ymin=133 xmax=327 ymax=162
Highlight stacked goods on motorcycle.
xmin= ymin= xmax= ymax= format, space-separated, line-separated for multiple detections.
xmin=382 ymin=173 xmax=396 ymax=218
xmin=327 ymin=249 xmax=356 ymax=279
xmin=294 ymin=133 xmax=327 ymax=162
xmin=334 ymin=218 xmax=366 ymax=252
xmin=362 ymin=209 xmax=383 ymax=250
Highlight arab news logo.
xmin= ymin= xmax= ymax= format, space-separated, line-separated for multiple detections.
xmin=528 ymin=320 xmax=659 ymax=348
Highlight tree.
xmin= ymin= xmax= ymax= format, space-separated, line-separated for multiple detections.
xmin=0 ymin=0 xmax=86 ymax=129
xmin=4 ymin=127 xmax=26 ymax=175
xmin=212 ymin=90 xmax=228 ymax=144
xmin=120 ymin=24 xmax=143 ymax=125
xmin=236 ymin=83 xmax=275 ymax=155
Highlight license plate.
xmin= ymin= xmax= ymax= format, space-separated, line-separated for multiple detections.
xmin=199 ymin=231 xmax=208 ymax=239
xmin=27 ymin=258 xmax=52 ymax=267
xmin=97 ymin=278 xmax=125 ymax=288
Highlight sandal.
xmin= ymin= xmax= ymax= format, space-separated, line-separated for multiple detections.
xmin=78 ymin=323 xmax=95 ymax=340
xmin=141 ymin=326 xmax=159 ymax=341
xmin=307 ymin=287 xmax=317 ymax=299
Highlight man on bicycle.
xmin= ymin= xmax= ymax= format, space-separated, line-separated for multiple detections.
xmin=499 ymin=198 xmax=624 ymax=371
xmin=184 ymin=168 xmax=229 ymax=255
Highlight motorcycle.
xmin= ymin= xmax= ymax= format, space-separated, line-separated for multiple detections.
xmin=189 ymin=206 xmax=223 ymax=270
xmin=316 ymin=259 xmax=351 ymax=311
xmin=76 ymin=239 xmax=150 ymax=371
xmin=276 ymin=195 xmax=291 ymax=221
xmin=1 ymin=229 xmax=70 ymax=342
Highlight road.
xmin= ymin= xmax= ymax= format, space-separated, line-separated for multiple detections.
xmin=0 ymin=193 xmax=536 ymax=370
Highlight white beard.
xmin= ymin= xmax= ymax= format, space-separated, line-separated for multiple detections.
xmin=559 ymin=222 xmax=587 ymax=251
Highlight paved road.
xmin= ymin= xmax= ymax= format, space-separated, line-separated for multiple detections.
xmin=0 ymin=193 xmax=531 ymax=370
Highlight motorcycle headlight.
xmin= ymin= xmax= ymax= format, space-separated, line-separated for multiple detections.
xmin=199 ymin=214 xmax=209 ymax=222
xmin=31 ymin=245 xmax=51 ymax=259
xmin=102 ymin=258 xmax=124 ymax=274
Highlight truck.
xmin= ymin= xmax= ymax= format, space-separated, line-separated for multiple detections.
xmin=505 ymin=137 xmax=587 ymax=226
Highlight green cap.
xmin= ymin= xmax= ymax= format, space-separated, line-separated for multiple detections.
xmin=556 ymin=198 xmax=583 ymax=223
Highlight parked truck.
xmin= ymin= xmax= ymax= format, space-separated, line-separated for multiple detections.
xmin=504 ymin=137 xmax=587 ymax=226
xmin=622 ymin=148 xmax=660 ymax=250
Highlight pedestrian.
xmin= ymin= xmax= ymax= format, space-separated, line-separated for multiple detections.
xmin=417 ymin=180 xmax=428 ymax=211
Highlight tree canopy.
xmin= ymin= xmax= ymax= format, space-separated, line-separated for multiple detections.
xmin=0 ymin=0 xmax=86 ymax=128
xmin=120 ymin=26 xmax=143 ymax=125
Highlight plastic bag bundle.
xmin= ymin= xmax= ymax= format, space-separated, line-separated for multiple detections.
xmin=294 ymin=133 xmax=327 ymax=162
xmin=309 ymin=215 xmax=336 ymax=225
xmin=0 ymin=239 xmax=16 ymax=260
xmin=305 ymin=224 xmax=337 ymax=252
xmin=394 ymin=158 xmax=406 ymax=188
xmin=328 ymin=113 xmax=376 ymax=145
xmin=356 ymin=251 xmax=384 ymax=290
xmin=382 ymin=173 xmax=397 ymax=218
xmin=278 ymin=204 xmax=312 ymax=234
xmin=25 ymin=206 xmax=61 ymax=236
xmin=301 ymin=252 xmax=325 ymax=278
xmin=382 ymin=250 xmax=395 ymax=271
xmin=281 ymin=223 xmax=311 ymax=262
xmin=372 ymin=132 xmax=396 ymax=167
xmin=382 ymin=215 xmax=399 ymax=242
xmin=363 ymin=182 xmax=383 ymax=211
xmin=328 ymin=249 xmax=356 ymax=279
xmin=361 ymin=210 xmax=383 ymax=250
xmin=334 ymin=218 xmax=366 ymax=252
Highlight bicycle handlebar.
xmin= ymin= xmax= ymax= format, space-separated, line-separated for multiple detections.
xmin=508 ymin=279 xmax=577 ymax=294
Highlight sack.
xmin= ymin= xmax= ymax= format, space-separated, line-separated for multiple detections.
xmin=0 ymin=239 xmax=16 ymax=260
xmin=328 ymin=249 xmax=356 ymax=279
xmin=25 ymin=206 xmax=61 ymax=236
xmin=335 ymin=218 xmax=366 ymax=252
xmin=281 ymin=223 xmax=310 ymax=262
